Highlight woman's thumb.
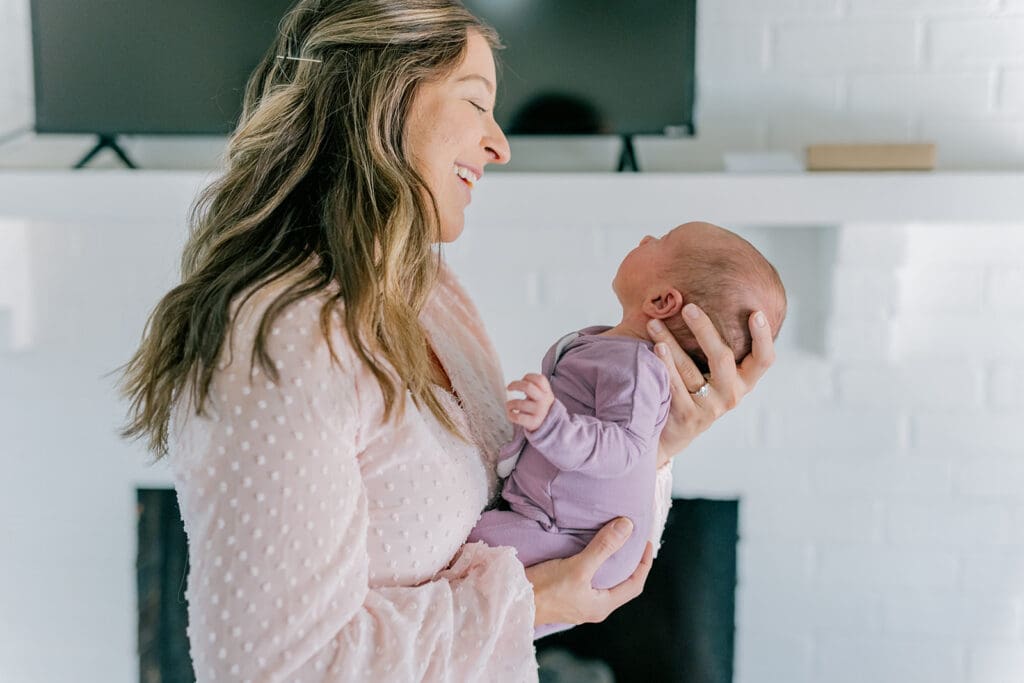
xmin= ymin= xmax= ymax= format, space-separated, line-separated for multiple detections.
xmin=579 ymin=517 xmax=634 ymax=573
xmin=611 ymin=517 xmax=634 ymax=539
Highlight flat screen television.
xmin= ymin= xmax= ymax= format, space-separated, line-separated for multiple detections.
xmin=30 ymin=0 xmax=294 ymax=135
xmin=462 ymin=0 xmax=696 ymax=137
xmin=31 ymin=1 xmax=695 ymax=144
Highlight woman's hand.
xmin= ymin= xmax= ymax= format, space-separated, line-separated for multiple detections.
xmin=525 ymin=517 xmax=653 ymax=628
xmin=649 ymin=303 xmax=776 ymax=468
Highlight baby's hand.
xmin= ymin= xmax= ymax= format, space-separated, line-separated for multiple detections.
xmin=506 ymin=373 xmax=555 ymax=432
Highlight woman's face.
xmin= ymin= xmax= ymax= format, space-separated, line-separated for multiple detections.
xmin=405 ymin=30 xmax=511 ymax=243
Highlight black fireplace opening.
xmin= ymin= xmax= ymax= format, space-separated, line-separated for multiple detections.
xmin=136 ymin=488 xmax=195 ymax=683
xmin=137 ymin=491 xmax=737 ymax=683
xmin=535 ymin=498 xmax=738 ymax=683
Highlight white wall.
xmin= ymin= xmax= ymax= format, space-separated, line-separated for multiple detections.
xmin=1 ymin=173 xmax=1021 ymax=683
xmin=2 ymin=0 xmax=1024 ymax=170
xmin=1 ymin=1 xmax=1024 ymax=682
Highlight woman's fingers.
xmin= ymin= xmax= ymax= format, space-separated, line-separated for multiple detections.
xmin=656 ymin=344 xmax=692 ymax=404
xmin=737 ymin=310 xmax=776 ymax=389
xmin=646 ymin=319 xmax=705 ymax=394
xmin=574 ymin=517 xmax=634 ymax=581
xmin=600 ymin=541 xmax=653 ymax=610
xmin=680 ymin=303 xmax=737 ymax=386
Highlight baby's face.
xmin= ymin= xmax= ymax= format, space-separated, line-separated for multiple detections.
xmin=615 ymin=229 xmax=668 ymax=295
xmin=612 ymin=224 xmax=698 ymax=304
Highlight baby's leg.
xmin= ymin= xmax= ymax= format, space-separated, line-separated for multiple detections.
xmin=468 ymin=510 xmax=586 ymax=567
xmin=470 ymin=510 xmax=652 ymax=640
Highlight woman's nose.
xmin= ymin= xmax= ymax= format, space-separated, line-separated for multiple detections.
xmin=484 ymin=119 xmax=511 ymax=165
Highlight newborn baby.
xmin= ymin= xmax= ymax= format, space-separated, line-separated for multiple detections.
xmin=467 ymin=221 xmax=787 ymax=638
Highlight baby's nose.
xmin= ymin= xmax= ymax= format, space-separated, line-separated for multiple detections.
xmin=640 ymin=235 xmax=653 ymax=246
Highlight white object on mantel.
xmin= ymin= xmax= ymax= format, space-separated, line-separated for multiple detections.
xmin=723 ymin=152 xmax=804 ymax=173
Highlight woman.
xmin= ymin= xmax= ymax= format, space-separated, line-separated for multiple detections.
xmin=121 ymin=1 xmax=775 ymax=680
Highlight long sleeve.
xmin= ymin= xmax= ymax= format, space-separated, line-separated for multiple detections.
xmin=649 ymin=463 xmax=674 ymax=559
xmin=523 ymin=347 xmax=670 ymax=479
xmin=172 ymin=293 xmax=538 ymax=682
xmin=523 ymin=398 xmax=645 ymax=477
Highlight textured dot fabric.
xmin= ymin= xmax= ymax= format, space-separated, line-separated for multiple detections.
xmin=167 ymin=263 xmax=674 ymax=682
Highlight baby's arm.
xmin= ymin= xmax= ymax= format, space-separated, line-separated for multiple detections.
xmin=525 ymin=400 xmax=648 ymax=477
xmin=508 ymin=352 xmax=670 ymax=478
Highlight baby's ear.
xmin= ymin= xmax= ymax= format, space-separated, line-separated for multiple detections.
xmin=644 ymin=287 xmax=684 ymax=319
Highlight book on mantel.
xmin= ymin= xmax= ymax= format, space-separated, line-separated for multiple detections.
xmin=805 ymin=143 xmax=936 ymax=171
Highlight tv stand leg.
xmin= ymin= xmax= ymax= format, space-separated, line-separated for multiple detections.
xmin=74 ymin=134 xmax=138 ymax=169
xmin=616 ymin=135 xmax=639 ymax=172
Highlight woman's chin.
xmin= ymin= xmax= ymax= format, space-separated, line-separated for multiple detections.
xmin=437 ymin=220 xmax=465 ymax=243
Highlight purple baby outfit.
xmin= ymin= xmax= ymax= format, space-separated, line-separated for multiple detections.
xmin=467 ymin=326 xmax=671 ymax=638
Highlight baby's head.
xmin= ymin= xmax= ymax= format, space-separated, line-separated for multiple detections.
xmin=613 ymin=221 xmax=787 ymax=372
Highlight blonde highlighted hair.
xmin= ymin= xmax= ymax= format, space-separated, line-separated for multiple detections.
xmin=120 ymin=0 xmax=499 ymax=457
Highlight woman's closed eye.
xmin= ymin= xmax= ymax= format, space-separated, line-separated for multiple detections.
xmin=467 ymin=100 xmax=488 ymax=113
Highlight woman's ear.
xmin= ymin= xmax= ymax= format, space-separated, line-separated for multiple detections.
xmin=643 ymin=287 xmax=684 ymax=320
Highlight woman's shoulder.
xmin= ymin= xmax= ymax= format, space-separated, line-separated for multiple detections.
xmin=223 ymin=267 xmax=355 ymax=376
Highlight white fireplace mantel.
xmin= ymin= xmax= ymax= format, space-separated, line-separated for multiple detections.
xmin=1 ymin=170 xmax=1022 ymax=226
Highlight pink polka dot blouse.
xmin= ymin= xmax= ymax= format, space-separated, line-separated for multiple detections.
xmin=167 ymin=263 xmax=674 ymax=682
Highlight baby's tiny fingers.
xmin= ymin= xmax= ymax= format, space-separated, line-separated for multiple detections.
xmin=523 ymin=373 xmax=552 ymax=393
xmin=509 ymin=380 xmax=547 ymax=402
xmin=507 ymin=398 xmax=541 ymax=416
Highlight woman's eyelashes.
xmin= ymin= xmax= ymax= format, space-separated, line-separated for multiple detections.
xmin=468 ymin=100 xmax=487 ymax=113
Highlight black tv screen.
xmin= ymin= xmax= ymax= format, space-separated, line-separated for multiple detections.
xmin=31 ymin=0 xmax=293 ymax=135
xmin=463 ymin=0 xmax=696 ymax=136
xmin=31 ymin=0 xmax=696 ymax=137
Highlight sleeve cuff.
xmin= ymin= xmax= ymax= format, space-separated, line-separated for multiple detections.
xmin=523 ymin=397 xmax=569 ymax=448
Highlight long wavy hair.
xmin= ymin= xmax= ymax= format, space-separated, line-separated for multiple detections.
xmin=120 ymin=0 xmax=499 ymax=458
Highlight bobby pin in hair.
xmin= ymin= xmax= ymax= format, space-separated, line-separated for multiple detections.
xmin=276 ymin=55 xmax=322 ymax=64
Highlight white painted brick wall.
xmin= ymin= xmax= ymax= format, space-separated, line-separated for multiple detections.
xmin=883 ymin=589 xmax=1021 ymax=639
xmin=987 ymin=266 xmax=1024 ymax=314
xmin=4 ymin=0 xmax=1024 ymax=168
xmin=773 ymin=21 xmax=921 ymax=72
xmin=816 ymin=635 xmax=966 ymax=683
xmin=0 ymin=1 xmax=1022 ymax=681
xmin=929 ymin=17 xmax=1024 ymax=65
xmin=989 ymin=362 xmax=1024 ymax=409
xmin=847 ymin=72 xmax=995 ymax=116
xmin=998 ymin=67 xmax=1024 ymax=110
xmin=6 ymin=179 xmax=1018 ymax=683
xmin=0 ymin=0 xmax=31 ymax=133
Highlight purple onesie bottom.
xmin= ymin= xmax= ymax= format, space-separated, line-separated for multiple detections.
xmin=468 ymin=508 xmax=649 ymax=639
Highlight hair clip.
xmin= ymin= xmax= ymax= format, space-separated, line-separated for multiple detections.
xmin=276 ymin=55 xmax=322 ymax=64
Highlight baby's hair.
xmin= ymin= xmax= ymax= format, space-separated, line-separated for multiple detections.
xmin=665 ymin=229 xmax=786 ymax=373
